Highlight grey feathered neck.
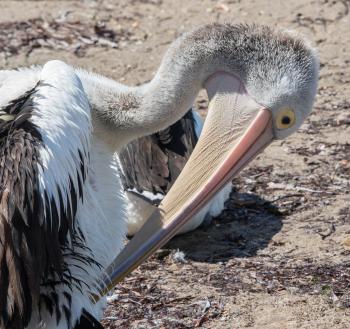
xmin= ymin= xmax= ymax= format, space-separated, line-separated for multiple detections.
xmin=78 ymin=23 xmax=318 ymax=148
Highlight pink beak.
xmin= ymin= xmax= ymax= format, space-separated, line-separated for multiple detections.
xmin=92 ymin=73 xmax=274 ymax=301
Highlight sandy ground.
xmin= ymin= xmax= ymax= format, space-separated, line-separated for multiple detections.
xmin=1 ymin=0 xmax=349 ymax=328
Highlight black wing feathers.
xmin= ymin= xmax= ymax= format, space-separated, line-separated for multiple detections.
xmin=74 ymin=310 xmax=104 ymax=329
xmin=118 ymin=110 xmax=198 ymax=204
xmin=0 ymin=85 xmax=87 ymax=328
xmin=0 ymin=88 xmax=42 ymax=328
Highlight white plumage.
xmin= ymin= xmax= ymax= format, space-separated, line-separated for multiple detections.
xmin=0 ymin=61 xmax=126 ymax=329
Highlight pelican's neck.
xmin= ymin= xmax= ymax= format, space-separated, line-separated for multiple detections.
xmin=76 ymin=24 xmax=318 ymax=151
xmin=75 ymin=70 xmax=140 ymax=150
xmin=75 ymin=27 xmax=249 ymax=151
xmin=76 ymin=60 xmax=209 ymax=151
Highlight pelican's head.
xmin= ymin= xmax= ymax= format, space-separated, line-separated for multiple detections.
xmin=197 ymin=24 xmax=319 ymax=142
xmin=94 ymin=24 xmax=319 ymax=298
xmin=241 ymin=30 xmax=318 ymax=141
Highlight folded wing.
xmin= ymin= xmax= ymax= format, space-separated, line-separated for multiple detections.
xmin=0 ymin=61 xmax=91 ymax=329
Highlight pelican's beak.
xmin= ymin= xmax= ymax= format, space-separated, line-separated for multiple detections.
xmin=93 ymin=73 xmax=274 ymax=301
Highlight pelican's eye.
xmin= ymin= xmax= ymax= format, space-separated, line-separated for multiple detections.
xmin=276 ymin=108 xmax=296 ymax=130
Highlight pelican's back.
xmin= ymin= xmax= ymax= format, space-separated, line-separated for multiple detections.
xmin=0 ymin=61 xmax=92 ymax=329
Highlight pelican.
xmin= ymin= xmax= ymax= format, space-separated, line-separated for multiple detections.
xmin=0 ymin=23 xmax=318 ymax=329
xmin=116 ymin=108 xmax=232 ymax=236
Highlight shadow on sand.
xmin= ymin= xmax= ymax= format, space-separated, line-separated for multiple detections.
xmin=165 ymin=191 xmax=283 ymax=263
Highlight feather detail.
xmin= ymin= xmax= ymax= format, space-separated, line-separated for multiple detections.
xmin=0 ymin=61 xmax=92 ymax=329
xmin=74 ymin=309 xmax=104 ymax=329
xmin=117 ymin=109 xmax=198 ymax=202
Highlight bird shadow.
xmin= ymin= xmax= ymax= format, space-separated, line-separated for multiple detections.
xmin=164 ymin=191 xmax=283 ymax=263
